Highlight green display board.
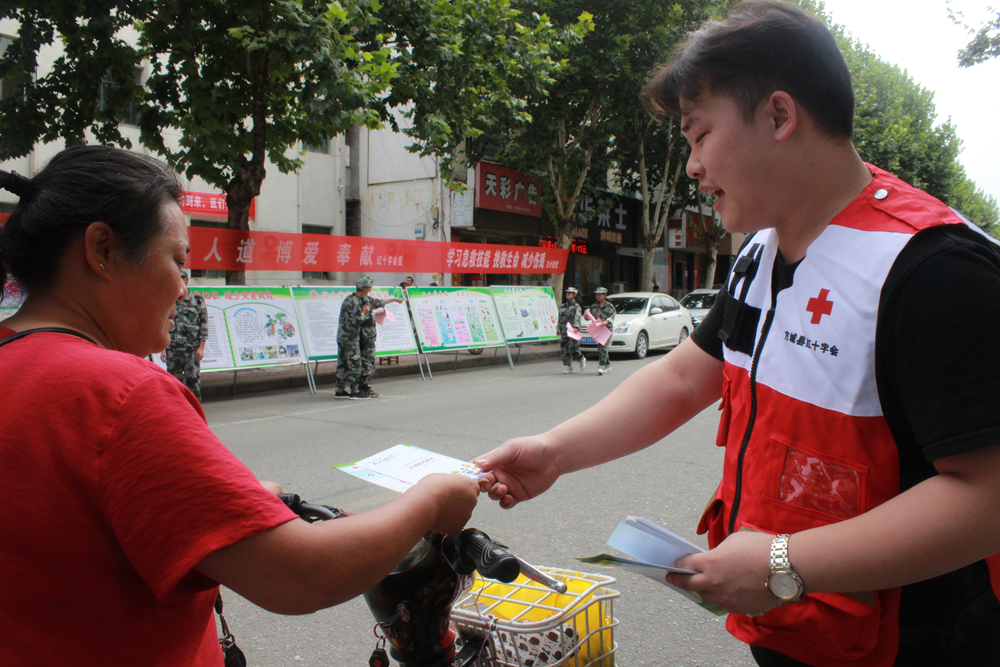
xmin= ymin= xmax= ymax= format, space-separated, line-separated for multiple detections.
xmin=188 ymin=286 xmax=306 ymax=371
xmin=406 ymin=286 xmax=506 ymax=352
xmin=291 ymin=285 xmax=418 ymax=362
xmin=490 ymin=285 xmax=560 ymax=343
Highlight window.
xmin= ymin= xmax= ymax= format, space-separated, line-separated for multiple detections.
xmin=301 ymin=224 xmax=331 ymax=280
xmin=189 ymin=220 xmax=227 ymax=279
xmin=0 ymin=36 xmax=19 ymax=101
xmin=100 ymin=66 xmax=143 ymax=126
xmin=303 ymin=138 xmax=330 ymax=154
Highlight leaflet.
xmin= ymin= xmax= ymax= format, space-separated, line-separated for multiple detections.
xmin=336 ymin=443 xmax=484 ymax=493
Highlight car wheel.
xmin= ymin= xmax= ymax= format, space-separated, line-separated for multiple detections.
xmin=677 ymin=327 xmax=689 ymax=345
xmin=634 ymin=331 xmax=648 ymax=359
xmin=468 ymin=348 xmax=484 ymax=355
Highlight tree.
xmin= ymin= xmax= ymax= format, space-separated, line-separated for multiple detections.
xmin=691 ymin=189 xmax=727 ymax=289
xmin=608 ymin=0 xmax=725 ymax=292
xmin=950 ymin=4 xmax=1000 ymax=66
xmin=0 ymin=0 xmax=579 ymax=283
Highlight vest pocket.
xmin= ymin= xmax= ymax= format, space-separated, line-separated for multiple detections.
xmin=762 ymin=435 xmax=870 ymax=529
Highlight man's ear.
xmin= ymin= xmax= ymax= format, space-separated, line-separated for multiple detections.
xmin=84 ymin=222 xmax=117 ymax=277
xmin=766 ymin=91 xmax=798 ymax=142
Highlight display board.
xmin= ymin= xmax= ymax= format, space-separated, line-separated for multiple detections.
xmin=490 ymin=285 xmax=560 ymax=343
xmin=188 ymin=286 xmax=306 ymax=370
xmin=406 ymin=286 xmax=506 ymax=352
xmin=291 ymin=285 xmax=418 ymax=362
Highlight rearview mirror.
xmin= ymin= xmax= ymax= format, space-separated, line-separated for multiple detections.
xmin=650 ymin=307 xmax=664 ymax=315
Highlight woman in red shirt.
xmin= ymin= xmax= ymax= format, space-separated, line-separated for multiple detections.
xmin=0 ymin=146 xmax=478 ymax=665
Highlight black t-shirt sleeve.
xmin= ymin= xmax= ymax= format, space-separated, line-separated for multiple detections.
xmin=691 ymin=289 xmax=727 ymax=361
xmin=877 ymin=225 xmax=1000 ymax=474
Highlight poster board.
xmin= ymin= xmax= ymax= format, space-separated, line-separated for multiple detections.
xmin=490 ymin=285 xmax=560 ymax=343
xmin=188 ymin=286 xmax=306 ymax=370
xmin=406 ymin=286 xmax=506 ymax=353
xmin=291 ymin=285 xmax=418 ymax=362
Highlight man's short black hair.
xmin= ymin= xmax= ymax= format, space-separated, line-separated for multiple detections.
xmin=644 ymin=0 xmax=854 ymax=139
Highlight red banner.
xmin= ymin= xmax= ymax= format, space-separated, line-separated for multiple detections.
xmin=475 ymin=162 xmax=542 ymax=217
xmin=187 ymin=227 xmax=568 ymax=274
xmin=181 ymin=190 xmax=256 ymax=219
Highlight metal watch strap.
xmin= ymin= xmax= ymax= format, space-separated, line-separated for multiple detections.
xmin=771 ymin=534 xmax=793 ymax=572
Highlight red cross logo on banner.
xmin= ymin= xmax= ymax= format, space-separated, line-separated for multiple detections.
xmin=806 ymin=288 xmax=834 ymax=324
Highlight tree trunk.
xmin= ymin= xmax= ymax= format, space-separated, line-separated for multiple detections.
xmin=641 ymin=244 xmax=655 ymax=291
xmin=704 ymin=240 xmax=718 ymax=289
xmin=226 ymin=0 xmax=270 ymax=286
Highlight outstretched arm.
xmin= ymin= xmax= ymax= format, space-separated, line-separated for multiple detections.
xmin=475 ymin=338 xmax=724 ymax=508
xmin=196 ymin=473 xmax=480 ymax=615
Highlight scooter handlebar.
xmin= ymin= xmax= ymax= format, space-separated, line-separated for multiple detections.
xmin=460 ymin=529 xmax=521 ymax=583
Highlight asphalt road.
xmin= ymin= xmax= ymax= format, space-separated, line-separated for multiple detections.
xmin=204 ymin=349 xmax=756 ymax=667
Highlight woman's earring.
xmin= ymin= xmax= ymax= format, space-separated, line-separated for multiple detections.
xmin=100 ymin=263 xmax=107 ymax=271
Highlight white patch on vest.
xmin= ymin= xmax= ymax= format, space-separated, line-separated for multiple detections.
xmin=725 ymin=225 xmax=912 ymax=417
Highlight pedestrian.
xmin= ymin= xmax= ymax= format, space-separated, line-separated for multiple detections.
xmin=335 ymin=275 xmax=403 ymax=399
xmin=160 ymin=268 xmax=209 ymax=400
xmin=557 ymin=286 xmax=585 ymax=374
xmin=399 ymin=276 xmax=414 ymax=289
xmin=474 ymin=3 xmax=1000 ymax=666
xmin=588 ymin=287 xmax=616 ymax=375
xmin=0 ymin=146 xmax=479 ymax=665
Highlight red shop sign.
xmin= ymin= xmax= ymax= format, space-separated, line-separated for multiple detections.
xmin=180 ymin=191 xmax=256 ymax=219
xmin=475 ymin=162 xmax=542 ymax=218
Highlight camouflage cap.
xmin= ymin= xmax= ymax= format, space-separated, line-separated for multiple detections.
xmin=356 ymin=275 xmax=374 ymax=289
xmin=565 ymin=286 xmax=578 ymax=294
xmin=594 ymin=287 xmax=608 ymax=294
xmin=179 ymin=268 xmax=190 ymax=279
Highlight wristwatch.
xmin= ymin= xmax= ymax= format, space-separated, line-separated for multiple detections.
xmin=766 ymin=534 xmax=804 ymax=603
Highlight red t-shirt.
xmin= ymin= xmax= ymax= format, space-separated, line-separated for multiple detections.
xmin=0 ymin=328 xmax=297 ymax=666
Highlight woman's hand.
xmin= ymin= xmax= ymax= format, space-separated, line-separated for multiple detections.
xmin=408 ymin=473 xmax=480 ymax=534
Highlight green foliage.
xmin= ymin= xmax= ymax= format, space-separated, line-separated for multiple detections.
xmin=950 ymin=4 xmax=1000 ymax=66
xmin=0 ymin=0 xmax=148 ymax=154
xmin=798 ymin=1 xmax=998 ymax=229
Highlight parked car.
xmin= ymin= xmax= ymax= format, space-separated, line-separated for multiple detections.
xmin=579 ymin=292 xmax=694 ymax=359
xmin=679 ymin=288 xmax=720 ymax=329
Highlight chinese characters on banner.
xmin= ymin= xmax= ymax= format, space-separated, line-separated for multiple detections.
xmin=475 ymin=162 xmax=542 ymax=217
xmin=180 ymin=191 xmax=256 ymax=219
xmin=187 ymin=227 xmax=569 ymax=274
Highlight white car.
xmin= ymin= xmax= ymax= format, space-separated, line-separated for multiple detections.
xmin=679 ymin=288 xmax=720 ymax=329
xmin=579 ymin=292 xmax=694 ymax=359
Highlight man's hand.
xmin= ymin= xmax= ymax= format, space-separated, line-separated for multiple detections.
xmin=160 ymin=352 xmax=167 ymax=363
xmin=474 ymin=435 xmax=562 ymax=509
xmin=361 ymin=304 xmax=370 ymax=315
xmin=197 ymin=341 xmax=206 ymax=362
xmin=667 ymin=531 xmax=782 ymax=615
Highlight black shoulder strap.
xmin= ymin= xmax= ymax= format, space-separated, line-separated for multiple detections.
xmin=0 ymin=327 xmax=97 ymax=349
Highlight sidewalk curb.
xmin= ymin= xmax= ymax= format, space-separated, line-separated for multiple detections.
xmin=201 ymin=344 xmax=563 ymax=400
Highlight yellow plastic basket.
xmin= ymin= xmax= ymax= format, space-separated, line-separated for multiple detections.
xmin=451 ymin=567 xmax=619 ymax=667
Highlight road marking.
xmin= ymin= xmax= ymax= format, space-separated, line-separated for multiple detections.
xmin=209 ymin=395 xmax=410 ymax=427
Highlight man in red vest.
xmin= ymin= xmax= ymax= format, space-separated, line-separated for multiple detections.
xmin=475 ymin=2 xmax=1000 ymax=665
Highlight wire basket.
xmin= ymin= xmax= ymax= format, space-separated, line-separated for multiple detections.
xmin=451 ymin=567 xmax=620 ymax=667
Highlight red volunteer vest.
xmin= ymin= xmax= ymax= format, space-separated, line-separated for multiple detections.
xmin=697 ymin=166 xmax=987 ymax=666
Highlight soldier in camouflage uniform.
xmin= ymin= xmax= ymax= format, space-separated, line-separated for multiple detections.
xmin=588 ymin=287 xmax=616 ymax=375
xmin=161 ymin=269 xmax=209 ymax=400
xmin=557 ymin=286 xmax=585 ymax=374
xmin=335 ymin=275 xmax=403 ymax=400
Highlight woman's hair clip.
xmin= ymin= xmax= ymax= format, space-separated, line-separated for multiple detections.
xmin=2 ymin=170 xmax=37 ymax=199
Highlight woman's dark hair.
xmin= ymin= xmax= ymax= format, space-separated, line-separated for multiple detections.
xmin=0 ymin=145 xmax=183 ymax=293
xmin=643 ymin=0 xmax=855 ymax=140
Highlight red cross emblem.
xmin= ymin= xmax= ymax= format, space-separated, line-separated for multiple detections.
xmin=806 ymin=288 xmax=834 ymax=324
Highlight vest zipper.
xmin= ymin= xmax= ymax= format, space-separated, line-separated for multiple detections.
xmin=727 ymin=303 xmax=777 ymax=536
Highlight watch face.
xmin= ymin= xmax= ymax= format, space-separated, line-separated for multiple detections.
xmin=769 ymin=572 xmax=801 ymax=601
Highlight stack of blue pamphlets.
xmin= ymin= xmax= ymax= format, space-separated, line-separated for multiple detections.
xmin=576 ymin=516 xmax=725 ymax=615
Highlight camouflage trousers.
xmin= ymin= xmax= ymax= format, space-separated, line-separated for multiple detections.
xmin=336 ymin=336 xmax=377 ymax=391
xmin=559 ymin=336 xmax=583 ymax=366
xmin=596 ymin=343 xmax=610 ymax=366
xmin=165 ymin=347 xmax=202 ymax=401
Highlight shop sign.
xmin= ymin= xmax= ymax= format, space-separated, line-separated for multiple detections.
xmin=577 ymin=193 xmax=637 ymax=246
xmin=475 ymin=162 xmax=542 ymax=217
